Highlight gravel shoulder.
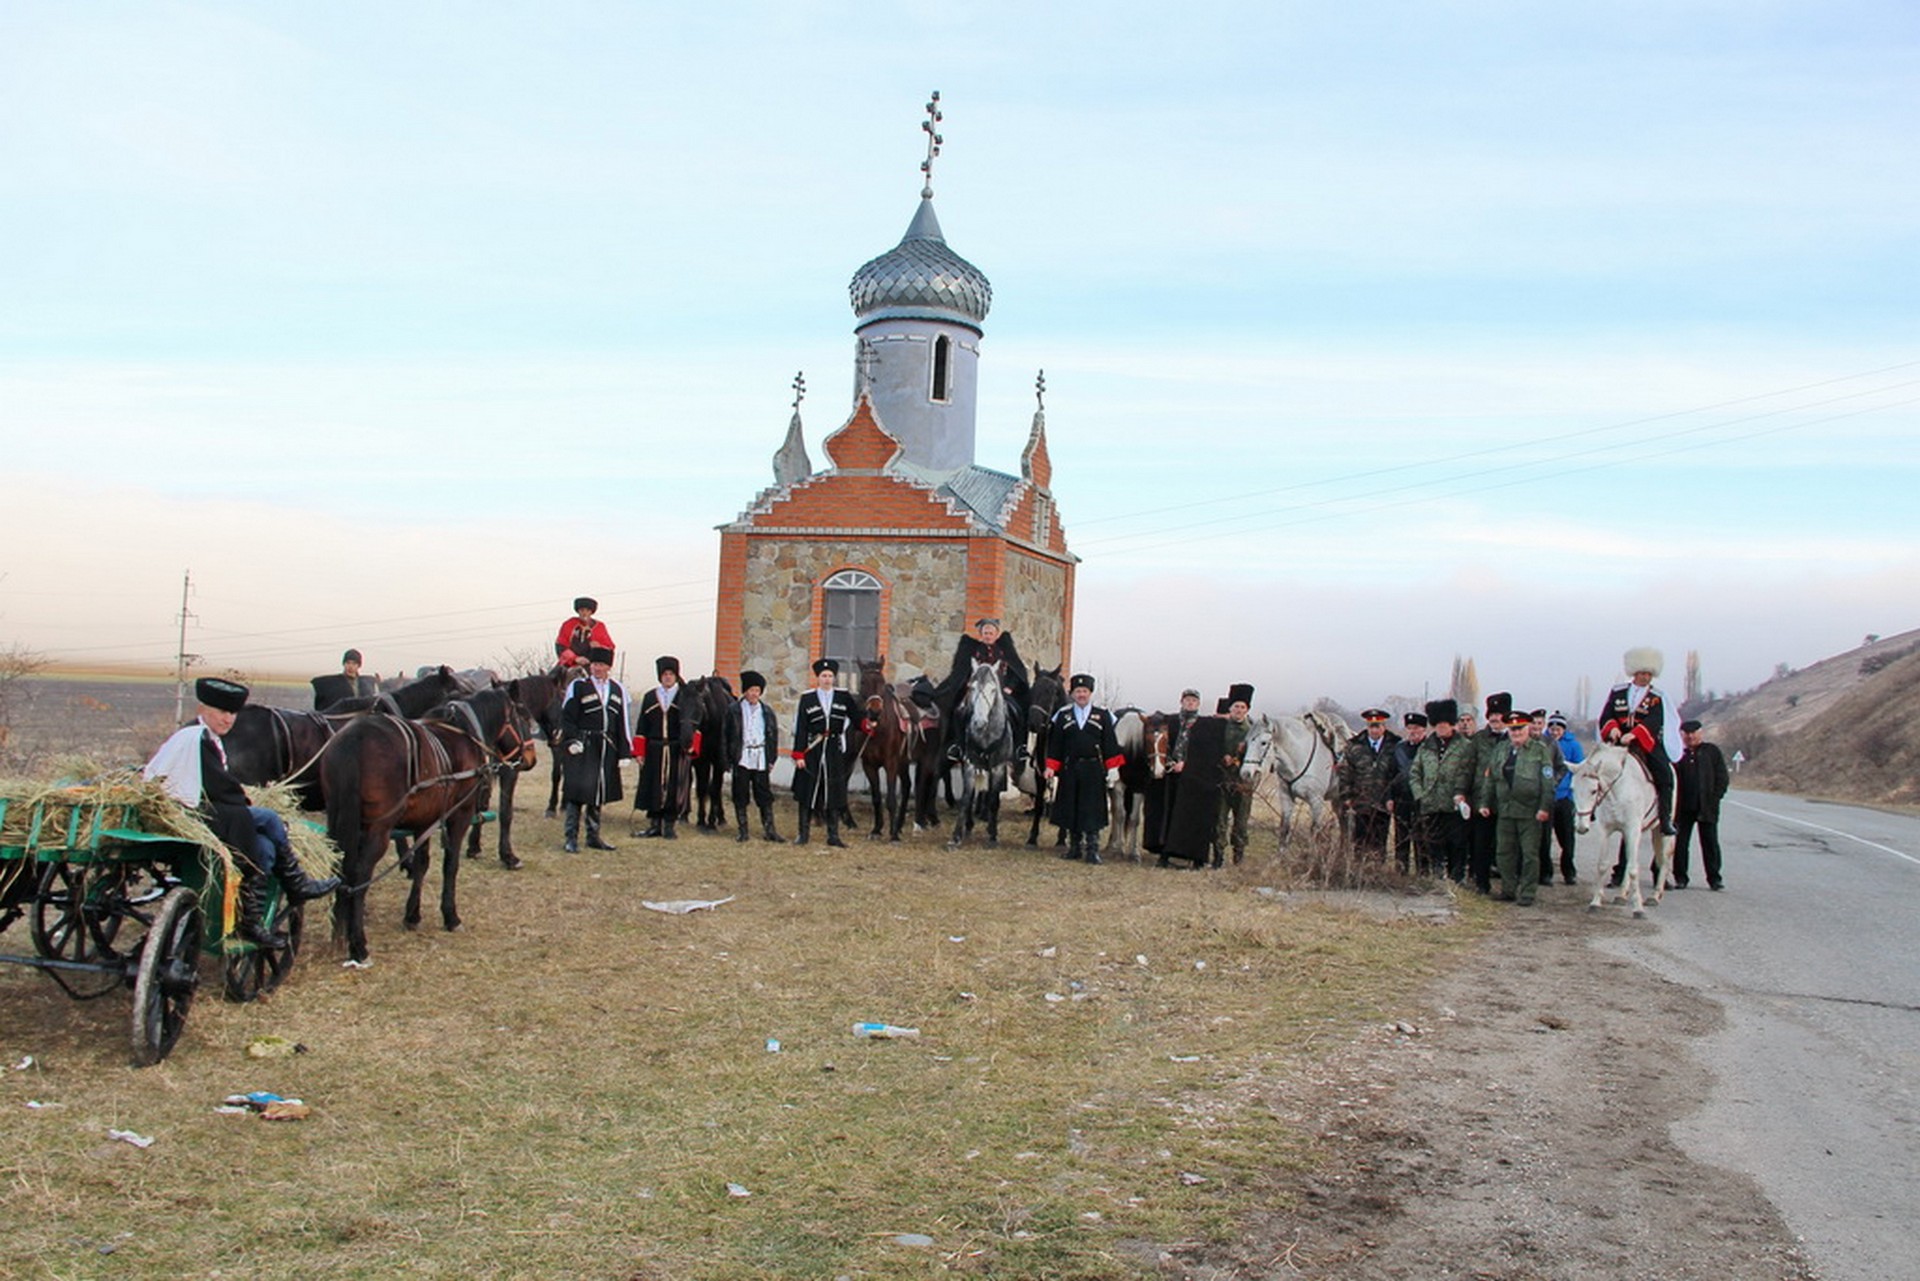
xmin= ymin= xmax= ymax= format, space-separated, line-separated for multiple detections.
xmin=1183 ymin=886 xmax=1818 ymax=1280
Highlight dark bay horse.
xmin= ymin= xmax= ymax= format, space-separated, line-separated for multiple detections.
xmin=856 ymin=658 xmax=920 ymax=841
xmin=949 ymin=661 xmax=1015 ymax=849
xmin=322 ymin=687 xmax=536 ymax=966
xmin=225 ymin=665 xmax=466 ymax=807
xmin=686 ymin=675 xmax=735 ymax=830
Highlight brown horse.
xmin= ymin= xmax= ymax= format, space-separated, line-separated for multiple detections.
xmin=856 ymin=658 xmax=922 ymax=841
xmin=463 ymin=666 xmax=569 ymax=869
xmin=322 ymin=687 xmax=535 ymax=966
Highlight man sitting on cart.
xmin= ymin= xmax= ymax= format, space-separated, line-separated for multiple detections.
xmin=144 ymin=677 xmax=340 ymax=948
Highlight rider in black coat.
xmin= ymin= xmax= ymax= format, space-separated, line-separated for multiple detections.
xmin=932 ymin=618 xmax=1032 ymax=766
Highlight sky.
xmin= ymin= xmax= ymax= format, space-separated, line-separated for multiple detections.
xmin=1 ymin=1 xmax=1916 ymax=715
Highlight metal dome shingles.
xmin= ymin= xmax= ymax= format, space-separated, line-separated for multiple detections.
xmin=849 ymin=206 xmax=992 ymax=323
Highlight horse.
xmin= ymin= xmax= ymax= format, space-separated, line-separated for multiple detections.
xmin=684 ymin=675 xmax=736 ymax=831
xmin=904 ymin=674 xmax=948 ymax=831
xmin=1239 ymin=711 xmax=1345 ymax=844
xmin=464 ymin=666 xmax=569 ymax=869
xmin=1571 ymin=743 xmax=1673 ymax=918
xmin=1100 ymin=708 xmax=1161 ymax=862
xmin=1013 ymin=664 xmax=1069 ymax=846
xmin=948 ymin=661 xmax=1015 ymax=849
xmin=322 ymin=687 xmax=536 ymax=966
xmin=224 ymin=665 xmax=468 ymax=807
xmin=856 ymin=658 xmax=919 ymax=841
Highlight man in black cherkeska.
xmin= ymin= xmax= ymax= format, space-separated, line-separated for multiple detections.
xmin=933 ymin=618 xmax=1032 ymax=768
xmin=311 ymin=648 xmax=377 ymax=710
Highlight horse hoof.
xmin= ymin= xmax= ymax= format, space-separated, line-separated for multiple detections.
xmin=1586 ymin=904 xmax=1598 ymax=913
xmin=501 ymin=855 xmax=524 ymax=871
xmin=404 ymin=918 xmax=421 ymax=931
xmin=1631 ymin=908 xmax=1646 ymax=919
xmin=543 ymin=810 xmax=557 ymax=820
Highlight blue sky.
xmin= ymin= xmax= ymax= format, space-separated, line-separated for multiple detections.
xmin=2 ymin=1 xmax=1915 ymax=712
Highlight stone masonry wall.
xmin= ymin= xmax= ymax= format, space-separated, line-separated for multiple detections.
xmin=1005 ymin=549 xmax=1072 ymax=675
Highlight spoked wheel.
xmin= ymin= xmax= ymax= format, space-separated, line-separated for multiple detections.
xmin=131 ymin=887 xmax=203 ymax=1067
xmin=222 ymin=901 xmax=302 ymax=1002
xmin=31 ymin=862 xmax=133 ymax=963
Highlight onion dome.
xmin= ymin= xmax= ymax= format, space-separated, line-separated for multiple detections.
xmin=848 ymin=197 xmax=992 ymax=327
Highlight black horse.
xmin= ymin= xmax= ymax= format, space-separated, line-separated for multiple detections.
xmin=463 ymin=667 xmax=568 ymax=869
xmin=224 ymin=665 xmax=466 ymax=807
xmin=1021 ymin=665 xmax=1068 ymax=847
xmin=322 ymin=687 xmax=535 ymax=966
xmin=685 ymin=675 xmax=735 ymax=830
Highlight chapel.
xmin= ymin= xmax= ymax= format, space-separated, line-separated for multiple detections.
xmin=711 ymin=96 xmax=1077 ymax=701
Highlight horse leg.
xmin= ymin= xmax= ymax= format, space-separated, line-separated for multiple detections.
xmin=984 ymin=772 xmax=1001 ymax=847
xmin=546 ymin=755 xmax=562 ymax=819
xmin=1646 ymin=827 xmax=1672 ymax=906
xmin=404 ymin=830 xmax=432 ymax=930
xmin=349 ymin=824 xmax=391 ymax=965
xmin=1026 ymin=773 xmax=1046 ymax=847
xmin=494 ymin=767 xmax=523 ymax=869
xmin=1624 ymin=830 xmax=1648 ymax=918
xmin=948 ymin=773 xmax=971 ymax=848
xmin=441 ymin=815 xmax=468 ymax=931
xmin=864 ymin=761 xmax=884 ymax=838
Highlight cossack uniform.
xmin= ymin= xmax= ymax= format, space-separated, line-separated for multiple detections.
xmin=791 ymin=659 xmax=862 ymax=848
xmin=1043 ymin=673 xmax=1124 ymax=864
xmin=558 ymin=647 xmax=631 ymax=852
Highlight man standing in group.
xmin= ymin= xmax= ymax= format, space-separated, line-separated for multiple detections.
xmin=936 ymin=618 xmax=1032 ymax=767
xmin=145 ymin=677 xmax=339 ymax=946
xmin=1216 ymin=684 xmax=1258 ymax=867
xmin=1387 ymin=710 xmax=1427 ymax=872
xmin=558 ymin=646 xmax=630 ymax=853
xmin=1043 ymin=673 xmax=1124 ymax=864
xmin=1596 ymin=646 xmax=1682 ymax=835
xmin=791 ymin=659 xmax=860 ymax=848
xmin=634 ymin=656 xmax=694 ymax=840
xmin=1542 ymin=712 xmax=1584 ymax=885
xmin=555 ymin=597 xmax=615 ymax=672
xmin=1672 ymin=718 xmax=1731 ymax=890
xmin=1476 ymin=709 xmax=1558 ymax=906
xmin=724 ymin=670 xmax=782 ymax=844
xmin=311 ymin=649 xmax=376 ymax=710
xmin=1341 ymin=708 xmax=1399 ymax=856
xmin=1463 ymin=693 xmax=1512 ymax=894
xmin=1410 ymin=699 xmax=1472 ymax=882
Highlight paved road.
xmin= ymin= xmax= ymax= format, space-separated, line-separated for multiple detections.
xmin=1594 ymin=790 xmax=1919 ymax=1281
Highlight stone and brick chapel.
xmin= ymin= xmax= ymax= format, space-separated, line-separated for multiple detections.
xmin=712 ymin=97 xmax=1076 ymax=700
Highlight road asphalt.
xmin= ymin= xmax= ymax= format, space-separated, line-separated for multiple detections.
xmin=1594 ymin=789 xmax=1919 ymax=1281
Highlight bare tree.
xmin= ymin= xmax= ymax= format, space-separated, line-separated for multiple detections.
xmin=0 ymin=642 xmax=49 ymax=769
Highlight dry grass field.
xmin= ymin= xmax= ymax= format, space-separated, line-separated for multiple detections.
xmin=2 ymin=793 xmax=1479 ymax=1280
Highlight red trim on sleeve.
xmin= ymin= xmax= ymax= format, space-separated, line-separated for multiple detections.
xmin=1045 ymin=759 xmax=1062 ymax=773
xmin=1103 ymin=755 xmax=1126 ymax=771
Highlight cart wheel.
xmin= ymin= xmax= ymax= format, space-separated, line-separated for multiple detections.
xmin=31 ymin=862 xmax=131 ymax=963
xmin=222 ymin=902 xmax=302 ymax=1002
xmin=131 ymin=887 xmax=203 ymax=1067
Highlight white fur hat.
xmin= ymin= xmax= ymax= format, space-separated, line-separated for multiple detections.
xmin=1623 ymin=646 xmax=1663 ymax=677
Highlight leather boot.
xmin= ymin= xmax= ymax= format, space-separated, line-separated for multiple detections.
xmin=761 ymin=807 xmax=781 ymax=842
xmin=562 ymin=803 xmax=581 ymax=853
xmin=1083 ymin=833 xmax=1103 ymax=865
xmin=793 ymin=812 xmax=811 ymax=846
xmin=237 ymin=868 xmax=288 ymax=950
xmin=663 ymin=817 xmax=678 ymax=841
xmin=637 ymin=818 xmax=662 ymax=838
xmin=825 ymin=815 xmax=847 ymax=848
xmin=585 ymin=808 xmax=616 ymax=851
xmin=735 ymin=813 xmax=750 ymax=843
xmin=1060 ymin=833 xmax=1081 ymax=860
xmin=274 ymin=848 xmax=340 ymax=902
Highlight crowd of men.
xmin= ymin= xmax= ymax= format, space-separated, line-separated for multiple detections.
xmin=300 ymin=605 xmax=1734 ymax=901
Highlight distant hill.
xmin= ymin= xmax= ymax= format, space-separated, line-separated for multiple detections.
xmin=1700 ymin=627 xmax=1920 ymax=807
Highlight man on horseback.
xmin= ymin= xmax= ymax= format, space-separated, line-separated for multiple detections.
xmin=555 ymin=597 xmax=615 ymax=672
xmin=144 ymin=677 xmax=340 ymax=947
xmin=311 ymin=648 xmax=377 ymax=711
xmin=792 ymin=658 xmax=860 ymax=848
xmin=1595 ymin=646 xmax=1682 ymax=837
xmin=1042 ymin=673 xmax=1124 ymax=864
xmin=936 ymin=618 xmax=1031 ymax=769
xmin=559 ymin=646 xmax=631 ymax=853
xmin=634 ymin=656 xmax=694 ymax=840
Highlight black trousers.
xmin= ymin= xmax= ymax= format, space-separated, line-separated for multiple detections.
xmin=1545 ymin=796 xmax=1577 ymax=881
xmin=1427 ymin=810 xmax=1469 ymax=882
xmin=1673 ymin=815 xmax=1723 ymax=887
xmin=1350 ymin=807 xmax=1390 ymax=854
xmin=1469 ymin=811 xmax=1497 ymax=890
xmin=731 ymin=767 xmax=773 ymax=824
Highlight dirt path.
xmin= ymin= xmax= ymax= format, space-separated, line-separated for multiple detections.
xmin=1183 ymin=888 xmax=1819 ymax=1280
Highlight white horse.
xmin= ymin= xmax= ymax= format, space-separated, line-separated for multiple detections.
xmin=949 ymin=661 xmax=1014 ymax=849
xmin=1239 ymin=711 xmax=1346 ymax=843
xmin=1571 ymin=743 xmax=1673 ymax=918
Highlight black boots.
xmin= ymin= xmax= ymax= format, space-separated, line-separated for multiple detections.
xmin=824 ymin=815 xmax=846 ymax=848
xmin=1083 ymin=834 xmax=1103 ymax=865
xmin=1060 ymin=833 xmax=1081 ymax=860
xmin=736 ymin=816 xmax=750 ymax=843
xmin=584 ymin=807 xmax=615 ymax=851
xmin=562 ymin=803 xmax=581 ymax=853
xmin=275 ymin=849 xmax=339 ymax=902
xmin=662 ymin=817 xmax=678 ymax=841
xmin=793 ymin=812 xmax=811 ymax=846
xmin=237 ymin=869 xmax=287 ymax=950
xmin=761 ymin=809 xmax=781 ymax=842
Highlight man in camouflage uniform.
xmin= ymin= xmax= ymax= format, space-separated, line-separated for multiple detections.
xmin=1215 ymin=684 xmax=1257 ymax=867
xmin=1463 ymin=692 xmax=1512 ymax=893
xmin=1475 ymin=710 xmax=1558 ymax=906
xmin=1409 ymin=698 xmax=1473 ymax=882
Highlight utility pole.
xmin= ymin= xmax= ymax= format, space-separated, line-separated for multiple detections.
xmin=172 ymin=571 xmax=199 ymax=723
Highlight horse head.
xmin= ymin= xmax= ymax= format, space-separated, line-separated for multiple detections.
xmin=1028 ymin=665 xmax=1066 ymax=731
xmin=1238 ymin=714 xmax=1275 ymax=783
xmin=1144 ymin=713 xmax=1172 ymax=780
xmin=1571 ymin=743 xmax=1634 ymax=834
xmin=963 ymin=660 xmax=1009 ymax=754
